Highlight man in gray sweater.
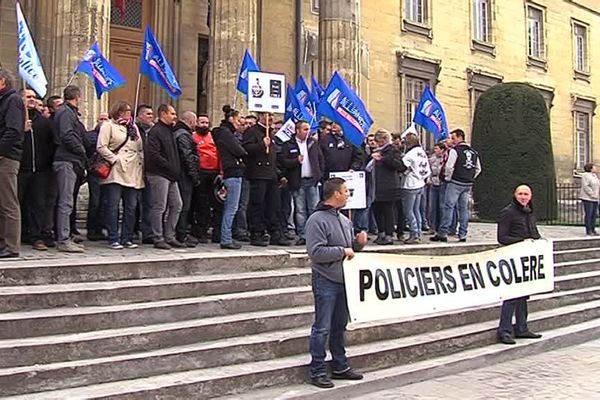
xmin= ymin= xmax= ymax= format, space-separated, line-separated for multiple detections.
xmin=305 ymin=177 xmax=368 ymax=388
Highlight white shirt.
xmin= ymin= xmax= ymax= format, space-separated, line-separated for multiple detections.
xmin=296 ymin=137 xmax=313 ymax=178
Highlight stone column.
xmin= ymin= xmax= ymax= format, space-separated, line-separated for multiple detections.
xmin=151 ymin=0 xmax=179 ymax=109
xmin=207 ymin=0 xmax=258 ymax=122
xmin=318 ymin=0 xmax=359 ymax=89
xmin=53 ymin=0 xmax=110 ymax=128
xmin=31 ymin=0 xmax=59 ymax=80
xmin=0 ymin=0 xmax=18 ymax=72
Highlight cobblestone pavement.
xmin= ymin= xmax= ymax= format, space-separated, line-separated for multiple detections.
xmin=7 ymin=222 xmax=587 ymax=262
xmin=352 ymin=337 xmax=600 ymax=400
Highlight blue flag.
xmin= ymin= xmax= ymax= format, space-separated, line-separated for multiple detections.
xmin=236 ymin=49 xmax=260 ymax=95
xmin=285 ymin=84 xmax=313 ymax=124
xmin=139 ymin=26 xmax=181 ymax=99
xmin=295 ymin=76 xmax=318 ymax=131
xmin=317 ymin=72 xmax=373 ymax=147
xmin=75 ymin=42 xmax=126 ymax=99
xmin=413 ymin=86 xmax=449 ymax=142
xmin=311 ymin=75 xmax=324 ymax=102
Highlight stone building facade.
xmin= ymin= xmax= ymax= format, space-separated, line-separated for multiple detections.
xmin=0 ymin=0 xmax=598 ymax=180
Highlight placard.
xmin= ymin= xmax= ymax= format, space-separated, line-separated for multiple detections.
xmin=329 ymin=170 xmax=367 ymax=210
xmin=247 ymin=71 xmax=285 ymax=113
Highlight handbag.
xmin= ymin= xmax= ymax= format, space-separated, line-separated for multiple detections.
xmin=89 ymin=134 xmax=129 ymax=179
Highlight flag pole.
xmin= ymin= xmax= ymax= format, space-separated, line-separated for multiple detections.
xmin=22 ymin=79 xmax=29 ymax=123
xmin=133 ymin=73 xmax=142 ymax=116
xmin=65 ymin=72 xmax=77 ymax=88
xmin=265 ymin=112 xmax=271 ymax=155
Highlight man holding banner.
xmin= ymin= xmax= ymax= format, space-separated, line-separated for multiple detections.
xmin=496 ymin=185 xmax=543 ymax=345
xmin=305 ymin=177 xmax=367 ymax=388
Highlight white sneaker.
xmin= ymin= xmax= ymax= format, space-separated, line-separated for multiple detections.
xmin=109 ymin=242 xmax=124 ymax=250
xmin=123 ymin=241 xmax=138 ymax=249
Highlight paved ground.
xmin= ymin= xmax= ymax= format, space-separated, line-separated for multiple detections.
xmin=8 ymin=222 xmax=587 ymax=262
xmin=352 ymin=337 xmax=600 ymax=400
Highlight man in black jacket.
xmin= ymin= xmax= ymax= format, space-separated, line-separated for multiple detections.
xmin=242 ymin=112 xmax=291 ymax=247
xmin=319 ymin=123 xmax=365 ymax=178
xmin=134 ymin=104 xmax=155 ymax=244
xmin=496 ymin=185 xmax=543 ymax=345
xmin=278 ymin=120 xmax=324 ymax=245
xmin=145 ymin=104 xmax=183 ymax=250
xmin=174 ymin=111 xmax=200 ymax=247
xmin=18 ymin=89 xmax=56 ymax=251
xmin=0 ymin=69 xmax=24 ymax=258
xmin=53 ymin=85 xmax=88 ymax=253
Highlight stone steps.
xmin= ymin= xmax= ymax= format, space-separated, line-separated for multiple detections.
xmin=0 ymin=268 xmax=311 ymax=312
xmin=5 ymin=301 xmax=600 ymax=399
xmin=1 ymin=238 xmax=598 ymax=398
xmin=0 ymin=286 xmax=314 ymax=339
xmin=226 ymin=318 xmax=600 ymax=400
xmin=1 ymin=286 xmax=599 ymax=396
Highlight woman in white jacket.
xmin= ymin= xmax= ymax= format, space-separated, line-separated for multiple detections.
xmin=401 ymin=134 xmax=431 ymax=244
xmin=579 ymin=163 xmax=600 ymax=235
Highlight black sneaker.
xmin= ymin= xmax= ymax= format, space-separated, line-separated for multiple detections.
xmin=430 ymin=235 xmax=448 ymax=242
xmin=220 ymin=242 xmax=242 ymax=250
xmin=154 ymin=240 xmax=172 ymax=250
xmin=309 ymin=376 xmax=334 ymax=389
xmin=331 ymin=368 xmax=363 ymax=380
xmin=250 ymin=233 xmax=269 ymax=247
xmin=497 ymin=332 xmax=516 ymax=345
xmin=167 ymin=239 xmax=186 ymax=248
xmin=515 ymin=330 xmax=542 ymax=339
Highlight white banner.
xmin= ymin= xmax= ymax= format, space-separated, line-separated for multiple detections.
xmin=329 ymin=170 xmax=367 ymax=210
xmin=343 ymin=239 xmax=554 ymax=324
xmin=247 ymin=71 xmax=285 ymax=113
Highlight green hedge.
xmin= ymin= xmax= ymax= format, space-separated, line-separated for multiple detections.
xmin=471 ymin=82 xmax=556 ymax=220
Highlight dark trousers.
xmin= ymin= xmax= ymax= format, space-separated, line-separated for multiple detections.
xmin=582 ymin=200 xmax=598 ymax=235
xmin=43 ymin=171 xmax=58 ymax=241
xmin=309 ymin=272 xmax=350 ymax=378
xmin=87 ymin=174 xmax=105 ymax=235
xmin=498 ymin=297 xmax=529 ymax=335
xmin=103 ymin=183 xmax=139 ymax=244
xmin=279 ymin=186 xmax=292 ymax=234
xmin=69 ymin=174 xmax=83 ymax=235
xmin=18 ymin=170 xmax=48 ymax=242
xmin=373 ymin=200 xmax=396 ymax=236
xmin=176 ymin=176 xmax=194 ymax=241
xmin=248 ymin=179 xmax=280 ymax=235
xmin=395 ymin=200 xmax=405 ymax=235
xmin=192 ymin=172 xmax=221 ymax=237
xmin=136 ymin=177 xmax=154 ymax=241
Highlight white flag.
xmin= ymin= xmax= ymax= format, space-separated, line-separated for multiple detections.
xmin=16 ymin=2 xmax=47 ymax=97
xmin=275 ymin=119 xmax=296 ymax=143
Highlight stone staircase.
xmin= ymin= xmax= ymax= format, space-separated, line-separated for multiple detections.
xmin=0 ymin=238 xmax=599 ymax=399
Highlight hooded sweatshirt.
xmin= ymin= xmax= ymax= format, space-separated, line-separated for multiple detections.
xmin=305 ymin=202 xmax=365 ymax=283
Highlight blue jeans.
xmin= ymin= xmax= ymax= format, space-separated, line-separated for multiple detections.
xmin=221 ymin=177 xmax=242 ymax=244
xmin=309 ymin=272 xmax=350 ymax=378
xmin=438 ymin=182 xmax=471 ymax=239
xmin=498 ymin=297 xmax=528 ymax=335
xmin=439 ymin=182 xmax=458 ymax=234
xmin=582 ymin=200 xmax=598 ymax=234
xmin=401 ymin=187 xmax=423 ymax=237
xmin=233 ymin=178 xmax=250 ymax=236
xmin=104 ymin=183 xmax=139 ymax=244
xmin=293 ymin=180 xmax=320 ymax=238
xmin=420 ymin=186 xmax=429 ymax=229
xmin=428 ymin=185 xmax=441 ymax=230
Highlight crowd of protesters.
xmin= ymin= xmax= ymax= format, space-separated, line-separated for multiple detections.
xmin=0 ymin=67 xmax=485 ymax=258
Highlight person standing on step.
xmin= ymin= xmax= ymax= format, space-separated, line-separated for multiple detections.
xmin=53 ymin=85 xmax=89 ymax=253
xmin=96 ymin=101 xmax=144 ymax=250
xmin=579 ymin=163 xmax=600 ymax=236
xmin=305 ymin=177 xmax=367 ymax=388
xmin=0 ymin=69 xmax=25 ymax=258
xmin=496 ymin=184 xmax=543 ymax=345
xmin=214 ymin=105 xmax=247 ymax=249
xmin=145 ymin=104 xmax=183 ymax=250
xmin=277 ymin=120 xmax=324 ymax=246
xmin=173 ymin=111 xmax=201 ymax=247
xmin=135 ymin=104 xmax=155 ymax=244
xmin=243 ymin=112 xmax=291 ymax=247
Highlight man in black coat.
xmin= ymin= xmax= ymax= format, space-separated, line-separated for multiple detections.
xmin=173 ymin=111 xmax=201 ymax=246
xmin=18 ymin=89 xmax=56 ymax=251
xmin=242 ymin=112 xmax=291 ymax=247
xmin=146 ymin=104 xmax=183 ymax=250
xmin=277 ymin=120 xmax=324 ymax=245
xmin=496 ymin=184 xmax=543 ymax=345
xmin=319 ymin=123 xmax=365 ymax=178
xmin=53 ymin=85 xmax=89 ymax=253
xmin=0 ymin=69 xmax=24 ymax=258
